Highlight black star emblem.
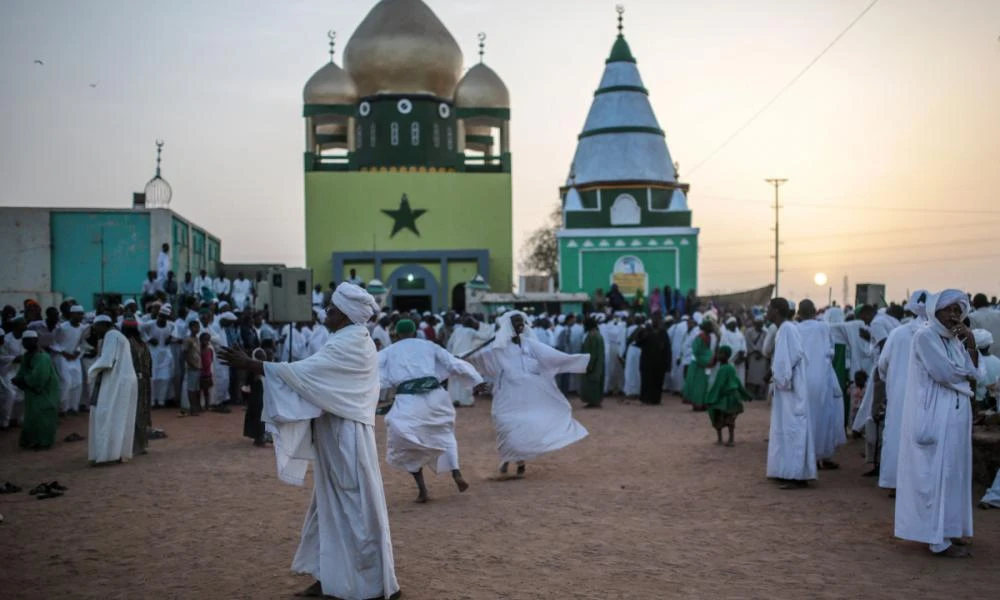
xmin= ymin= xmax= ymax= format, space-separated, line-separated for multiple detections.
xmin=382 ymin=194 xmax=426 ymax=238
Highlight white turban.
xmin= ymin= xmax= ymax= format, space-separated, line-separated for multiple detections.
xmin=93 ymin=315 xmax=113 ymax=324
xmin=905 ymin=289 xmax=929 ymax=320
xmin=70 ymin=305 xmax=85 ymax=314
xmin=725 ymin=317 xmax=737 ymax=326
xmin=22 ymin=330 xmax=38 ymax=339
xmin=693 ymin=312 xmax=704 ymax=325
xmin=332 ymin=282 xmax=379 ymax=326
xmin=974 ymin=328 xmax=993 ymax=349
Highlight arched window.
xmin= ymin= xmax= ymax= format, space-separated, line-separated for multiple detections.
xmin=433 ymin=123 xmax=441 ymax=148
xmin=411 ymin=122 xmax=420 ymax=146
xmin=390 ymin=122 xmax=399 ymax=146
xmin=610 ymin=194 xmax=641 ymax=225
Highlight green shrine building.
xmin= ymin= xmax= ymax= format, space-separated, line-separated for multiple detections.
xmin=558 ymin=11 xmax=698 ymax=299
xmin=302 ymin=0 xmax=512 ymax=312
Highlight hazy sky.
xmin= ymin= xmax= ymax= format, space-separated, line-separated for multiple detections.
xmin=2 ymin=0 xmax=999 ymax=304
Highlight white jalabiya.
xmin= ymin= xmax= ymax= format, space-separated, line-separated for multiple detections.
xmin=50 ymin=321 xmax=86 ymax=412
xmin=533 ymin=325 xmax=553 ymax=347
xmin=261 ymin=324 xmax=399 ymax=600
xmin=88 ymin=330 xmax=138 ymax=463
xmin=981 ymin=470 xmax=1000 ymax=508
xmin=142 ymin=320 xmax=174 ymax=406
xmin=667 ymin=323 xmax=689 ymax=392
xmin=0 ymin=332 xmax=25 ymax=427
xmin=877 ymin=319 xmax=924 ymax=489
xmin=767 ymin=321 xmax=817 ymax=481
xmin=602 ymin=319 xmax=626 ymax=394
xmin=193 ymin=275 xmax=212 ymax=298
xmin=830 ymin=320 xmax=873 ymax=380
xmin=280 ymin=325 xmax=312 ymax=362
xmin=719 ymin=327 xmax=747 ymax=384
xmin=212 ymin=277 xmax=231 ymax=297
xmin=467 ymin=313 xmax=589 ymax=463
xmin=567 ymin=323 xmax=584 ymax=393
xmin=307 ymin=326 xmax=329 ymax=357
xmin=379 ymin=338 xmax=482 ymax=473
xmin=797 ymin=319 xmax=846 ymax=461
xmin=156 ymin=250 xmax=170 ymax=281
xmin=851 ymin=315 xmax=900 ymax=433
xmin=231 ymin=278 xmax=252 ymax=309
xmin=446 ymin=324 xmax=493 ymax=406
xmin=622 ymin=324 xmax=642 ymax=397
xmin=895 ymin=290 xmax=975 ymax=552
xmin=208 ymin=320 xmax=229 ymax=404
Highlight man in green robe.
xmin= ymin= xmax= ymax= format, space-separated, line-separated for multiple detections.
xmin=580 ymin=317 xmax=605 ymax=408
xmin=704 ymin=346 xmax=752 ymax=446
xmin=12 ymin=330 xmax=60 ymax=450
xmin=683 ymin=320 xmax=715 ymax=411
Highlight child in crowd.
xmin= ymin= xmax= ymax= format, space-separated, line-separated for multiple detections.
xmin=704 ymin=345 xmax=752 ymax=447
xmin=848 ymin=370 xmax=868 ymax=439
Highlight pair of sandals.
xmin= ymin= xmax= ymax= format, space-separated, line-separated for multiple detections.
xmin=29 ymin=481 xmax=68 ymax=500
xmin=63 ymin=432 xmax=85 ymax=443
xmin=0 ymin=481 xmax=22 ymax=494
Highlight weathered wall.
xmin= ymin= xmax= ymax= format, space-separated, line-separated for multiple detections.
xmin=0 ymin=207 xmax=53 ymax=297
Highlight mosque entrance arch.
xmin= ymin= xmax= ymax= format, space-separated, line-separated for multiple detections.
xmin=388 ymin=264 xmax=439 ymax=313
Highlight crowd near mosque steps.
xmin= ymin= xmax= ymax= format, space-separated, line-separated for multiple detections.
xmin=2 ymin=1 xmax=1000 ymax=599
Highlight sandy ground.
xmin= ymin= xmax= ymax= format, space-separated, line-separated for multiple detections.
xmin=1 ymin=395 xmax=998 ymax=600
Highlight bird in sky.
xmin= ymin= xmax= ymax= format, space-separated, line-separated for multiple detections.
xmin=33 ymin=59 xmax=44 ymax=65
xmin=89 ymin=82 xmax=98 ymax=88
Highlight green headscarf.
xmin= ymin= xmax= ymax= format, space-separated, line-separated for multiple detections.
xmin=395 ymin=319 xmax=416 ymax=335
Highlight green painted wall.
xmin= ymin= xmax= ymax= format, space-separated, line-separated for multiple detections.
xmin=172 ymin=217 xmax=190 ymax=275
xmin=564 ymin=186 xmax=691 ymax=228
xmin=558 ymin=234 xmax=698 ymax=296
xmin=51 ymin=211 xmax=150 ymax=306
xmin=305 ymin=171 xmax=513 ymax=292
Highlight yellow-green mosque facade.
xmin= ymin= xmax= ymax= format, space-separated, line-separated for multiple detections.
xmin=302 ymin=0 xmax=512 ymax=312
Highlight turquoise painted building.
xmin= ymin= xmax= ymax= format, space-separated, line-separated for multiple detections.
xmin=557 ymin=11 xmax=698 ymax=299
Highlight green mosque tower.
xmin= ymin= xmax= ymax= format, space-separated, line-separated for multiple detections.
xmin=302 ymin=0 xmax=512 ymax=312
xmin=557 ymin=7 xmax=698 ymax=299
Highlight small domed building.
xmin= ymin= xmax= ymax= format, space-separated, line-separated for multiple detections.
xmin=557 ymin=9 xmax=698 ymax=300
xmin=302 ymin=0 xmax=512 ymax=312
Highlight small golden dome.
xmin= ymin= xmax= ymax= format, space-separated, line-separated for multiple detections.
xmin=303 ymin=61 xmax=358 ymax=105
xmin=455 ymin=62 xmax=509 ymax=109
xmin=343 ymin=0 xmax=463 ymax=98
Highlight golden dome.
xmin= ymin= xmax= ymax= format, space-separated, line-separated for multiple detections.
xmin=303 ymin=61 xmax=358 ymax=105
xmin=343 ymin=0 xmax=463 ymax=99
xmin=455 ymin=62 xmax=509 ymax=109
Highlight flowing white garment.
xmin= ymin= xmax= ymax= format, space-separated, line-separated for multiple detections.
xmin=261 ymin=324 xmax=399 ymax=600
xmin=622 ymin=325 xmax=642 ymax=397
xmin=447 ymin=325 xmax=493 ymax=406
xmin=468 ymin=337 xmax=589 ymax=463
xmin=851 ymin=317 xmax=900 ymax=433
xmin=877 ymin=320 xmax=923 ymax=489
xmin=208 ymin=322 xmax=229 ymax=404
xmin=307 ymin=326 xmax=329 ymax=357
xmin=50 ymin=322 xmax=85 ymax=412
xmin=767 ymin=322 xmax=817 ymax=481
xmin=0 ymin=333 xmax=24 ymax=427
xmin=567 ymin=324 xmax=584 ymax=393
xmin=798 ymin=320 xmax=845 ymax=460
xmin=981 ymin=470 xmax=1000 ymax=508
xmin=720 ymin=328 xmax=747 ymax=384
xmin=667 ymin=324 xmax=689 ymax=392
xmin=894 ymin=322 xmax=975 ymax=547
xmin=602 ymin=320 xmax=626 ymax=394
xmin=231 ymin=278 xmax=252 ymax=309
xmin=87 ymin=330 xmax=138 ymax=463
xmin=142 ymin=321 xmax=175 ymax=405
xmin=379 ymin=338 xmax=482 ymax=473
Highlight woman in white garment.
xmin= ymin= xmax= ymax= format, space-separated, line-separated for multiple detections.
xmin=894 ymin=289 xmax=977 ymax=557
xmin=466 ymin=311 xmax=590 ymax=478
xmin=378 ymin=318 xmax=485 ymax=502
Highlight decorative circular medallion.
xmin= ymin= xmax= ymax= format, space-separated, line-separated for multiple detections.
xmin=397 ymin=99 xmax=413 ymax=114
xmin=359 ymin=101 xmax=371 ymax=117
xmin=438 ymin=102 xmax=451 ymax=119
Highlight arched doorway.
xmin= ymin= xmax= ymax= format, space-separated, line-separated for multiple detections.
xmin=387 ymin=264 xmax=439 ymax=313
xmin=451 ymin=283 xmax=466 ymax=314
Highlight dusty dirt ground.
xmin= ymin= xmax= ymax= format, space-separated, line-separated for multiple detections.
xmin=1 ymin=396 xmax=998 ymax=600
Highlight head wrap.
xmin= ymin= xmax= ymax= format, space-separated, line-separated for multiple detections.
xmin=925 ymin=289 xmax=970 ymax=338
xmin=124 ymin=299 xmax=137 ymax=307
xmin=974 ymin=329 xmax=993 ymax=350
xmin=557 ymin=315 xmax=566 ymax=324
xmin=332 ymin=282 xmax=380 ymax=326
xmin=25 ymin=299 xmax=39 ymax=309
xmin=219 ymin=311 xmax=237 ymax=322
xmin=823 ymin=307 xmax=845 ymax=324
xmin=218 ymin=301 xmax=230 ymax=310
xmin=70 ymin=305 xmax=85 ymax=314
xmin=93 ymin=315 xmax=113 ymax=324
xmin=725 ymin=317 xmax=737 ymax=326
xmin=692 ymin=312 xmax=703 ymax=325
xmin=395 ymin=319 xmax=416 ymax=335
xmin=159 ymin=306 xmax=173 ymax=317
xmin=259 ymin=328 xmax=276 ymax=342
xmin=494 ymin=311 xmax=536 ymax=349
xmin=905 ymin=289 xmax=929 ymax=320
xmin=21 ymin=330 xmax=38 ymax=339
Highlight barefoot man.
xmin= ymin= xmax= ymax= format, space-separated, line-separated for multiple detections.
xmin=378 ymin=319 xmax=486 ymax=503
xmin=221 ymin=283 xmax=400 ymax=600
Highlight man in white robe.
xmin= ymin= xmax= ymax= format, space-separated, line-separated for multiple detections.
xmin=968 ymin=293 xmax=1000 ymax=352
xmin=142 ymin=306 xmax=175 ymax=408
xmin=973 ymin=329 xmax=1000 ymax=408
xmin=230 ymin=272 xmax=253 ymax=310
xmin=87 ymin=315 xmax=138 ymax=465
xmin=797 ymin=300 xmax=845 ymax=469
xmin=51 ymin=305 xmax=87 ymax=414
xmin=851 ymin=305 xmax=898 ymax=472
xmin=156 ymin=243 xmax=171 ymax=283
xmin=446 ymin=316 xmax=493 ymax=407
xmin=895 ymin=289 xmax=976 ymax=557
xmin=212 ymin=272 xmax=231 ymax=300
xmin=877 ymin=290 xmax=928 ymax=493
xmin=766 ymin=298 xmax=816 ymax=488
xmin=602 ymin=313 xmax=626 ymax=395
xmin=666 ymin=316 xmax=689 ymax=393
xmin=466 ymin=311 xmax=589 ymax=478
xmin=221 ymin=282 xmax=401 ymax=599
xmin=1 ymin=317 xmax=27 ymax=428
xmin=379 ymin=318 xmax=484 ymax=502
xmin=720 ymin=317 xmax=747 ymax=385
xmin=622 ymin=316 xmax=643 ymax=397
xmin=567 ymin=316 xmax=584 ymax=393
xmin=193 ymin=269 xmax=213 ymax=301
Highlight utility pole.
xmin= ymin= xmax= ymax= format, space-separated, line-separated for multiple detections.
xmin=765 ymin=178 xmax=787 ymax=297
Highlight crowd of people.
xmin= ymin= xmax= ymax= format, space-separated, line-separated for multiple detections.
xmin=4 ymin=276 xmax=1000 ymax=597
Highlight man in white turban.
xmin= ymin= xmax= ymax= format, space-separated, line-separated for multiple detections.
xmin=894 ymin=289 xmax=977 ymax=557
xmin=221 ymin=283 xmax=400 ymax=599
xmin=88 ymin=315 xmax=138 ymax=465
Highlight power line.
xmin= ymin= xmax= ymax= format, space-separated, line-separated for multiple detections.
xmin=687 ymin=0 xmax=881 ymax=176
